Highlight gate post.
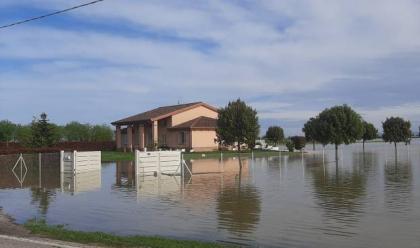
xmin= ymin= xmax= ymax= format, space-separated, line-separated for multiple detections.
xmin=73 ymin=150 xmax=77 ymax=174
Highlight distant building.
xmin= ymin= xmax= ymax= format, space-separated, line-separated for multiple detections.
xmin=111 ymin=102 xmax=219 ymax=152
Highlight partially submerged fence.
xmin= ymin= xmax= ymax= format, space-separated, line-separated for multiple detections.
xmin=134 ymin=150 xmax=183 ymax=176
xmin=60 ymin=151 xmax=101 ymax=174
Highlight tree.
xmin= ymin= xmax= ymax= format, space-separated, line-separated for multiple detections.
xmin=90 ymin=124 xmax=114 ymax=141
xmin=31 ymin=113 xmax=60 ymax=147
xmin=63 ymin=121 xmax=91 ymax=141
xmin=290 ymin=136 xmax=306 ymax=151
xmin=285 ymin=139 xmax=294 ymax=152
xmin=0 ymin=120 xmax=16 ymax=147
xmin=316 ymin=105 xmax=364 ymax=159
xmin=217 ymin=99 xmax=260 ymax=153
xmin=15 ymin=124 xmax=32 ymax=147
xmin=362 ymin=121 xmax=378 ymax=150
xmin=264 ymin=126 xmax=284 ymax=146
xmin=303 ymin=118 xmax=317 ymax=150
xmin=382 ymin=117 xmax=411 ymax=152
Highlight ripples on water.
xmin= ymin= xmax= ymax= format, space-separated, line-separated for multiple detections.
xmin=1 ymin=142 xmax=420 ymax=247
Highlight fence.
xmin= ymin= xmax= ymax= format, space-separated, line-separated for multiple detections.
xmin=134 ymin=150 xmax=182 ymax=176
xmin=60 ymin=151 xmax=101 ymax=174
xmin=0 ymin=141 xmax=115 ymax=155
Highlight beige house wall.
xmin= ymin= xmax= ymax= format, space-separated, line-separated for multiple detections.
xmin=191 ymin=130 xmax=218 ymax=151
xmin=171 ymin=106 xmax=218 ymax=126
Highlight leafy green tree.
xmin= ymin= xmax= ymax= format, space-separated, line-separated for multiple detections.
xmin=290 ymin=136 xmax=306 ymax=151
xmin=31 ymin=113 xmax=60 ymax=147
xmin=303 ymin=118 xmax=317 ymax=150
xmin=285 ymin=139 xmax=294 ymax=152
xmin=0 ymin=120 xmax=16 ymax=147
xmin=382 ymin=117 xmax=411 ymax=152
xmin=63 ymin=121 xmax=91 ymax=141
xmin=362 ymin=121 xmax=378 ymax=150
xmin=90 ymin=124 xmax=114 ymax=141
xmin=264 ymin=126 xmax=284 ymax=146
xmin=316 ymin=105 xmax=364 ymax=158
xmin=217 ymin=99 xmax=260 ymax=152
xmin=15 ymin=124 xmax=32 ymax=147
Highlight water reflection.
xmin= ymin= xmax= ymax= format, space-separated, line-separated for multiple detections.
xmin=384 ymin=157 xmax=413 ymax=213
xmin=216 ymin=158 xmax=261 ymax=237
xmin=310 ymin=154 xmax=367 ymax=236
xmin=2 ymin=144 xmax=420 ymax=247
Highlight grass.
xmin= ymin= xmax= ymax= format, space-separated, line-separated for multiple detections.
xmin=102 ymin=151 xmax=134 ymax=161
xmin=102 ymin=150 xmax=296 ymax=162
xmin=25 ymin=219 xmax=232 ymax=248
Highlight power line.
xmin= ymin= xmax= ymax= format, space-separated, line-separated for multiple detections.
xmin=0 ymin=0 xmax=106 ymax=30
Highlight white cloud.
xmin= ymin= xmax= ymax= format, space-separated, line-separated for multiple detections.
xmin=1 ymin=0 xmax=420 ymax=126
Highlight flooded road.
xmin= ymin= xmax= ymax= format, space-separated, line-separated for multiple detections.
xmin=1 ymin=142 xmax=420 ymax=247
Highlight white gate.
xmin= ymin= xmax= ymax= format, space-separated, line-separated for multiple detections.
xmin=134 ymin=150 xmax=181 ymax=176
xmin=60 ymin=151 xmax=101 ymax=174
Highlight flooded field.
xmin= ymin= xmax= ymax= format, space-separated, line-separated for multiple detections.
xmin=1 ymin=142 xmax=420 ymax=247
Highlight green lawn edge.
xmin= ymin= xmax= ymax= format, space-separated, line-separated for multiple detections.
xmin=102 ymin=150 xmax=298 ymax=162
xmin=25 ymin=219 xmax=232 ymax=248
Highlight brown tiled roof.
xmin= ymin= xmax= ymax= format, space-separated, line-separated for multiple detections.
xmin=112 ymin=102 xmax=217 ymax=125
xmin=169 ymin=116 xmax=217 ymax=130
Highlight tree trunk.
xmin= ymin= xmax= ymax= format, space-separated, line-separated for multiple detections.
xmin=362 ymin=140 xmax=365 ymax=152
xmin=394 ymin=142 xmax=398 ymax=159
xmin=312 ymin=141 xmax=315 ymax=151
xmin=335 ymin=144 xmax=338 ymax=161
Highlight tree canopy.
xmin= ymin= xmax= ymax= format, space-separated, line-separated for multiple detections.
xmin=290 ymin=136 xmax=306 ymax=151
xmin=0 ymin=120 xmax=16 ymax=146
xmin=317 ymin=105 xmax=364 ymax=149
xmin=264 ymin=126 xmax=284 ymax=146
xmin=382 ymin=117 xmax=411 ymax=149
xmin=63 ymin=121 xmax=91 ymax=141
xmin=31 ymin=113 xmax=61 ymax=147
xmin=362 ymin=121 xmax=378 ymax=149
xmin=217 ymin=99 xmax=260 ymax=151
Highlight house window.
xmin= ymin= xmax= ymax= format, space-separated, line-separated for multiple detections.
xmin=179 ymin=131 xmax=186 ymax=145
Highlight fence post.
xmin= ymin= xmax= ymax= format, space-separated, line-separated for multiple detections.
xmin=73 ymin=150 xmax=77 ymax=174
xmin=157 ymin=151 xmax=161 ymax=175
xmin=60 ymin=151 xmax=64 ymax=173
xmin=134 ymin=150 xmax=138 ymax=176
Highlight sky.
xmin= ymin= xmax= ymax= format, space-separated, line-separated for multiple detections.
xmin=0 ymin=0 xmax=420 ymax=135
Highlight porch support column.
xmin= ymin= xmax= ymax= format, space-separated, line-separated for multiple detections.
xmin=152 ymin=120 xmax=158 ymax=148
xmin=127 ymin=125 xmax=133 ymax=152
xmin=138 ymin=125 xmax=145 ymax=150
xmin=116 ymin=126 xmax=122 ymax=149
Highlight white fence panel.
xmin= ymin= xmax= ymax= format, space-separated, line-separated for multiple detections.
xmin=135 ymin=150 xmax=181 ymax=176
xmin=60 ymin=151 xmax=101 ymax=174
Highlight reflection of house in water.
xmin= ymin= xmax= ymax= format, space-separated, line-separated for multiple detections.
xmin=133 ymin=157 xmax=251 ymax=200
xmin=61 ymin=171 xmax=101 ymax=194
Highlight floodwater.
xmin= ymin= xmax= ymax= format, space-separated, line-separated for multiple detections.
xmin=1 ymin=142 xmax=420 ymax=247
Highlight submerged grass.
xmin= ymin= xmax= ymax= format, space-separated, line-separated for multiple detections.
xmin=25 ymin=219 xmax=231 ymax=248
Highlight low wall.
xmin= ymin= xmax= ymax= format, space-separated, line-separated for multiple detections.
xmin=0 ymin=141 xmax=115 ymax=155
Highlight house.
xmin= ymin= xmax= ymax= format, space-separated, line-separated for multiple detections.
xmin=111 ymin=102 xmax=219 ymax=152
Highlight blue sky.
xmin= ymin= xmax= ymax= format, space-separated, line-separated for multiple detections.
xmin=1 ymin=0 xmax=420 ymax=135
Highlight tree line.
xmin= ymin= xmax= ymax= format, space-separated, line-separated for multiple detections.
xmin=216 ymin=99 xmax=414 ymax=157
xmin=0 ymin=113 xmax=114 ymax=148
